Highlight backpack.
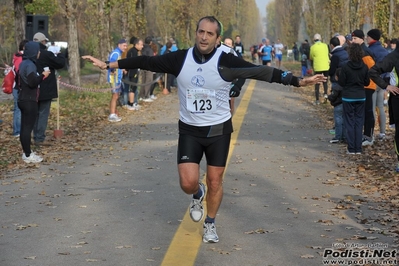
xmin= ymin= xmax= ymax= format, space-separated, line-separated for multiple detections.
xmin=2 ymin=66 xmax=16 ymax=94
xmin=2 ymin=52 xmax=23 ymax=94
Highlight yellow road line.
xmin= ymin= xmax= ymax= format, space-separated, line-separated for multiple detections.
xmin=161 ymin=80 xmax=257 ymax=266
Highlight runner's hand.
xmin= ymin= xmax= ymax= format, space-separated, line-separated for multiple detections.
xmin=299 ymin=74 xmax=326 ymax=86
xmin=229 ymin=84 xmax=241 ymax=97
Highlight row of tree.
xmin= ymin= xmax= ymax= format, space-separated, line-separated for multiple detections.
xmin=0 ymin=0 xmax=263 ymax=86
xmin=266 ymin=0 xmax=399 ymax=48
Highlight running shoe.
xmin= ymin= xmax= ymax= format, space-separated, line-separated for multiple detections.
xmin=22 ymin=152 xmax=43 ymax=163
xmin=108 ymin=114 xmax=122 ymax=122
xmin=203 ymin=222 xmax=219 ymax=243
xmin=189 ymin=183 xmax=205 ymax=222
xmin=362 ymin=137 xmax=374 ymax=146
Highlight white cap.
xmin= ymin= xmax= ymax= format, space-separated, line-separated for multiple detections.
xmin=314 ymin=33 xmax=321 ymax=41
xmin=33 ymin=32 xmax=49 ymax=42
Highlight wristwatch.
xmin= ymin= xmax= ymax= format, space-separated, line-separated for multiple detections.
xmin=105 ymin=61 xmax=110 ymax=69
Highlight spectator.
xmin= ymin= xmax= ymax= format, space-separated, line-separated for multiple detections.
xmin=33 ymin=32 xmax=66 ymax=145
xmin=124 ymin=38 xmax=143 ymax=110
xmin=367 ymin=29 xmax=389 ymax=140
xmin=107 ymin=39 xmax=128 ymax=122
xmin=47 ymin=41 xmax=60 ymax=55
xmin=121 ymin=36 xmax=137 ymax=108
xmin=12 ymin=39 xmax=29 ymax=137
xmin=139 ymin=36 xmax=155 ymax=102
xmin=369 ymin=52 xmax=399 ymax=171
xmin=310 ymin=33 xmax=330 ymax=105
xmin=338 ymin=43 xmax=370 ymax=154
xmin=386 ymin=38 xmax=397 ymax=53
xmin=149 ymin=40 xmax=160 ymax=100
xmin=160 ymin=37 xmax=178 ymax=55
xmin=292 ymin=42 xmax=299 ymax=61
xmin=164 ymin=41 xmax=176 ymax=92
xmin=301 ymin=53 xmax=308 ymax=78
xmin=299 ymin=39 xmax=310 ymax=65
xmin=18 ymin=41 xmax=50 ymax=163
xmin=351 ymin=29 xmax=377 ymax=146
xmin=328 ymin=36 xmax=348 ymax=143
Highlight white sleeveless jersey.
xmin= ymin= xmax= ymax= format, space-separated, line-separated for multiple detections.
xmin=218 ymin=44 xmax=238 ymax=56
xmin=177 ymin=48 xmax=232 ymax=126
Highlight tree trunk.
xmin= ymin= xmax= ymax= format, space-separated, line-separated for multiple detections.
xmin=388 ymin=0 xmax=394 ymax=37
xmin=14 ymin=0 xmax=28 ymax=47
xmin=97 ymin=0 xmax=111 ymax=84
xmin=65 ymin=12 xmax=81 ymax=86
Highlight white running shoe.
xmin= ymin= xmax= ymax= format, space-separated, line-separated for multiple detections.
xmin=203 ymin=222 xmax=219 ymax=243
xmin=133 ymin=103 xmax=141 ymax=110
xmin=22 ymin=152 xmax=43 ymax=163
xmin=108 ymin=114 xmax=122 ymax=122
xmin=189 ymin=183 xmax=206 ymax=222
xmin=150 ymin=94 xmax=157 ymax=100
xmin=142 ymin=98 xmax=154 ymax=103
xmin=362 ymin=137 xmax=374 ymax=146
xmin=126 ymin=105 xmax=136 ymax=111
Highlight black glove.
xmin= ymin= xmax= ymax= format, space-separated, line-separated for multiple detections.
xmin=281 ymin=71 xmax=293 ymax=85
xmin=229 ymin=84 xmax=241 ymax=97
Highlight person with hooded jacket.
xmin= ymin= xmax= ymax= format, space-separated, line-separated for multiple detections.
xmin=338 ymin=43 xmax=370 ymax=155
xmin=18 ymin=41 xmax=50 ymax=163
xmin=32 ymin=32 xmax=65 ymax=146
xmin=367 ymin=29 xmax=389 ymax=139
xmin=369 ymin=44 xmax=399 ymax=172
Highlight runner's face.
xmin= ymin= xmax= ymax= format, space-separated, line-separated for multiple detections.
xmin=196 ymin=20 xmax=219 ymax=54
xmin=224 ymin=39 xmax=233 ymax=48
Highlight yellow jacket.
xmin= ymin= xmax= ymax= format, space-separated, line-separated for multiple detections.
xmin=310 ymin=41 xmax=330 ymax=72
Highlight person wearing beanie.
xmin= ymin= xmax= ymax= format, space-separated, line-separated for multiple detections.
xmin=310 ymin=33 xmax=330 ymax=104
xmin=366 ymin=29 xmax=389 ymax=140
xmin=351 ymin=29 xmax=377 ymax=146
xmin=107 ymin=39 xmax=127 ymax=122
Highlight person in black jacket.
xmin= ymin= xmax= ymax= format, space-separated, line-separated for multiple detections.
xmin=124 ymin=37 xmax=143 ymax=110
xmin=139 ymin=36 xmax=155 ymax=102
xmin=328 ymin=37 xmax=349 ymax=143
xmin=369 ymin=42 xmax=399 ymax=172
xmin=18 ymin=41 xmax=50 ymax=163
xmin=32 ymin=32 xmax=66 ymax=146
xmin=338 ymin=43 xmax=370 ymax=154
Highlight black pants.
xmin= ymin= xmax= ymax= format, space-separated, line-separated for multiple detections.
xmin=363 ymin=89 xmax=375 ymax=138
xmin=314 ymin=71 xmax=329 ymax=101
xmin=390 ymin=95 xmax=399 ymax=160
xmin=18 ymin=100 xmax=38 ymax=156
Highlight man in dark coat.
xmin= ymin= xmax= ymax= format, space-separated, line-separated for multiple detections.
xmin=32 ymin=32 xmax=65 ymax=145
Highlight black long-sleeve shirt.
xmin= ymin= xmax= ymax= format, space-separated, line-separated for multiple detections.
xmin=118 ymin=46 xmax=300 ymax=87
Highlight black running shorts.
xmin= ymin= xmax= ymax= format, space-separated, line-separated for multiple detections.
xmin=177 ymin=133 xmax=231 ymax=167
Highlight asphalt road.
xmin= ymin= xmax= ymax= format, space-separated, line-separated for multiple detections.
xmin=1 ymin=80 xmax=397 ymax=266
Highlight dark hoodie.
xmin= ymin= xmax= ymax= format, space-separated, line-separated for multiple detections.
xmin=18 ymin=41 xmax=45 ymax=102
xmin=338 ymin=60 xmax=370 ymax=101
